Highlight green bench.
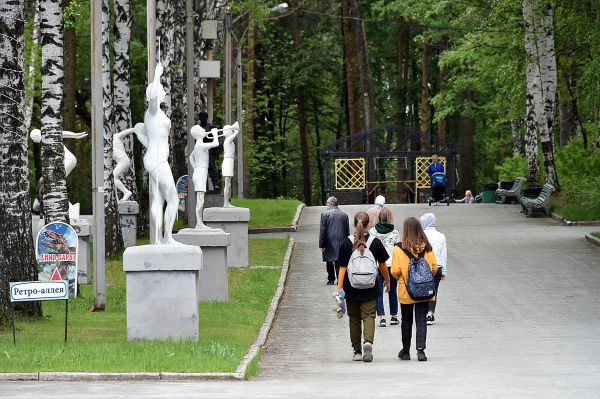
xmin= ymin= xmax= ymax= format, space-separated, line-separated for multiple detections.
xmin=495 ymin=177 xmax=527 ymax=204
xmin=520 ymin=183 xmax=555 ymax=217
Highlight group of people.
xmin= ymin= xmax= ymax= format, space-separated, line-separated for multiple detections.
xmin=319 ymin=196 xmax=447 ymax=362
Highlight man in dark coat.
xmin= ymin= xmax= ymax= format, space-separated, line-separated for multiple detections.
xmin=319 ymin=196 xmax=350 ymax=285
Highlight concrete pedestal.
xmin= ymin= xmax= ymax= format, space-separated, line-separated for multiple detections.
xmin=123 ymin=244 xmax=203 ymax=341
xmin=119 ymin=201 xmax=139 ymax=249
xmin=203 ymin=207 xmax=250 ymax=268
xmin=70 ymin=218 xmax=91 ymax=285
xmin=173 ymin=228 xmax=230 ymax=302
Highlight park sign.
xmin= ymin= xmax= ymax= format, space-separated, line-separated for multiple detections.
xmin=177 ymin=175 xmax=189 ymax=199
xmin=9 ymin=281 xmax=69 ymax=302
xmin=9 ymin=280 xmax=70 ymax=344
xmin=35 ymin=222 xmax=78 ymax=296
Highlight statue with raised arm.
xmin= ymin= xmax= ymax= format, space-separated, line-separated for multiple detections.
xmin=30 ymin=128 xmax=88 ymax=219
xmin=221 ymin=121 xmax=239 ymax=208
xmin=190 ymin=125 xmax=220 ymax=229
xmin=134 ymin=62 xmax=181 ymax=245
xmin=113 ymin=123 xmax=143 ymax=202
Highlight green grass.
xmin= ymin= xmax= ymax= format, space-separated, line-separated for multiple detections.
xmin=552 ymin=204 xmax=600 ymax=221
xmin=249 ymin=238 xmax=290 ymax=266
xmin=0 ymin=239 xmax=288 ymax=373
xmin=231 ymin=198 xmax=302 ymax=228
xmin=592 ymin=232 xmax=600 ymax=239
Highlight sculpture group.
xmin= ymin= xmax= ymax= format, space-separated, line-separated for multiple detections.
xmin=112 ymin=63 xmax=240 ymax=244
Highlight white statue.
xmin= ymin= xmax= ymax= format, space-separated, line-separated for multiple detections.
xmin=133 ymin=62 xmax=181 ymax=245
xmin=190 ymin=125 xmax=220 ymax=229
xmin=221 ymin=121 xmax=239 ymax=208
xmin=113 ymin=124 xmax=143 ymax=202
xmin=30 ymin=128 xmax=88 ymax=219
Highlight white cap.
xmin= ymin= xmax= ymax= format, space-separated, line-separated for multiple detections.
xmin=375 ymin=195 xmax=385 ymax=206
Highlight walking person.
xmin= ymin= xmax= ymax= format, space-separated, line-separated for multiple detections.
xmin=319 ymin=197 xmax=350 ymax=285
xmin=368 ymin=208 xmax=400 ymax=327
xmin=337 ymin=211 xmax=391 ymax=362
xmin=391 ymin=217 xmax=438 ymax=361
xmin=420 ymin=213 xmax=447 ymax=325
xmin=366 ymin=195 xmax=385 ymax=228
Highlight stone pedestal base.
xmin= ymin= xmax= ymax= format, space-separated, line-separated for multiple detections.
xmin=70 ymin=218 xmax=91 ymax=285
xmin=123 ymin=244 xmax=203 ymax=341
xmin=119 ymin=201 xmax=139 ymax=249
xmin=173 ymin=228 xmax=230 ymax=302
xmin=203 ymin=207 xmax=249 ymax=268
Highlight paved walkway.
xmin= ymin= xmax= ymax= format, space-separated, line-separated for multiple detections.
xmin=4 ymin=204 xmax=600 ymax=398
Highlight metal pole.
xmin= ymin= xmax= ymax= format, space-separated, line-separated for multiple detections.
xmin=91 ymin=0 xmax=106 ymax=310
xmin=147 ymin=0 xmax=156 ymax=242
xmin=186 ymin=0 xmax=196 ymax=226
xmin=236 ymin=47 xmax=244 ymax=198
xmin=64 ymin=300 xmax=68 ymax=343
xmin=225 ymin=9 xmax=232 ymax=125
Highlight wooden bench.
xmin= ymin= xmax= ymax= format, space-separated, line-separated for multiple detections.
xmin=495 ymin=176 xmax=526 ymax=204
xmin=520 ymin=183 xmax=555 ymax=217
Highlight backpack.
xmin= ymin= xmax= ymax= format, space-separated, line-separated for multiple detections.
xmin=401 ymin=248 xmax=435 ymax=300
xmin=347 ymin=236 xmax=378 ymax=289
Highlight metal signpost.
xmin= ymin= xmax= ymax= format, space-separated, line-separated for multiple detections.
xmin=9 ymin=281 xmax=70 ymax=344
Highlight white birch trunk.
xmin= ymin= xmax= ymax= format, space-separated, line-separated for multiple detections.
xmin=510 ymin=120 xmax=522 ymax=156
xmin=522 ymin=0 xmax=539 ymax=183
xmin=113 ymin=0 xmax=137 ymax=200
xmin=537 ymin=2 xmax=559 ymax=189
xmin=0 ymin=0 xmax=42 ymax=320
xmin=40 ymin=0 xmax=68 ymax=223
xmin=102 ymin=0 xmax=122 ymax=255
xmin=24 ymin=0 xmax=40 ymax=133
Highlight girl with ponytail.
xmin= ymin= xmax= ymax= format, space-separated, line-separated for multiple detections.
xmin=337 ymin=211 xmax=391 ymax=363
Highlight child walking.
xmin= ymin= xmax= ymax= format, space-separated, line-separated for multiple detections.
xmin=337 ymin=211 xmax=391 ymax=362
xmin=391 ymin=217 xmax=438 ymax=361
xmin=420 ymin=213 xmax=447 ymax=325
xmin=368 ymin=208 xmax=400 ymax=327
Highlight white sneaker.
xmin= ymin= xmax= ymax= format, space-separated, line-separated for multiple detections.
xmin=362 ymin=342 xmax=373 ymax=362
xmin=352 ymin=350 xmax=363 ymax=361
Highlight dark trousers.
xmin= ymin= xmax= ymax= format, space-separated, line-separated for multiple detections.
xmin=428 ymin=268 xmax=443 ymax=313
xmin=376 ymin=269 xmax=398 ymax=316
xmin=400 ymin=302 xmax=429 ymax=350
xmin=326 ymin=261 xmax=339 ymax=282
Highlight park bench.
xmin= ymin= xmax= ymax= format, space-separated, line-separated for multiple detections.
xmin=520 ymin=183 xmax=555 ymax=217
xmin=495 ymin=176 xmax=526 ymax=204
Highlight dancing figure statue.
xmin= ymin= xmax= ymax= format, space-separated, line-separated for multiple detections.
xmin=221 ymin=121 xmax=239 ymax=208
xmin=134 ymin=63 xmax=180 ymax=245
xmin=113 ymin=123 xmax=143 ymax=202
xmin=30 ymin=128 xmax=88 ymax=219
xmin=189 ymin=125 xmax=220 ymax=229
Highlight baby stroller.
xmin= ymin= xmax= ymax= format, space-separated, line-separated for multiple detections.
xmin=428 ymin=172 xmax=450 ymax=206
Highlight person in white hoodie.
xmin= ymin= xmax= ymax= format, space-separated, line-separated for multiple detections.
xmin=369 ymin=208 xmax=401 ymax=327
xmin=419 ymin=213 xmax=447 ymax=325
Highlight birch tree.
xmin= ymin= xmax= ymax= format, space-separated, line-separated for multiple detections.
xmin=170 ymin=0 xmax=187 ymax=180
xmin=522 ymin=0 xmax=559 ymax=189
xmin=40 ymin=0 xmax=68 ymax=223
xmin=0 ymin=0 xmax=42 ymax=321
xmin=102 ymin=0 xmax=122 ymax=255
xmin=156 ymin=0 xmax=173 ymax=117
xmin=24 ymin=0 xmax=40 ymax=133
xmin=113 ymin=0 xmax=137 ymax=201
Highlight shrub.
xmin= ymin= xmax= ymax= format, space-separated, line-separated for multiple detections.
xmin=495 ymin=155 xmax=527 ymax=181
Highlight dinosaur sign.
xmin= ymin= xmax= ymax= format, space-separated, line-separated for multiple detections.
xmin=36 ymin=222 xmax=79 ymax=296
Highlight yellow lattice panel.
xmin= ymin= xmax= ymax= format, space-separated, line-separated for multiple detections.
xmin=415 ymin=156 xmax=446 ymax=189
xmin=335 ymin=158 xmax=366 ymax=190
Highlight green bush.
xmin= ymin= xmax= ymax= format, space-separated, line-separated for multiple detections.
xmin=495 ymin=155 xmax=527 ymax=181
xmin=555 ymin=138 xmax=600 ymax=209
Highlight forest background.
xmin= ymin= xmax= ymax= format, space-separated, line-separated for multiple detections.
xmin=21 ymin=0 xmax=600 ymax=219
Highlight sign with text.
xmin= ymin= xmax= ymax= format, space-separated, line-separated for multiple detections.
xmin=36 ymin=222 xmax=78 ymax=296
xmin=176 ymin=175 xmax=189 ymax=199
xmin=10 ymin=281 xmax=69 ymax=302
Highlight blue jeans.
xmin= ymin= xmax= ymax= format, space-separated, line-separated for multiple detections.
xmin=376 ymin=268 xmax=398 ymax=317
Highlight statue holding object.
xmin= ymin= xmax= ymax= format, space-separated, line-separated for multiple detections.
xmin=189 ymin=125 xmax=220 ymax=229
xmin=221 ymin=121 xmax=239 ymax=208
